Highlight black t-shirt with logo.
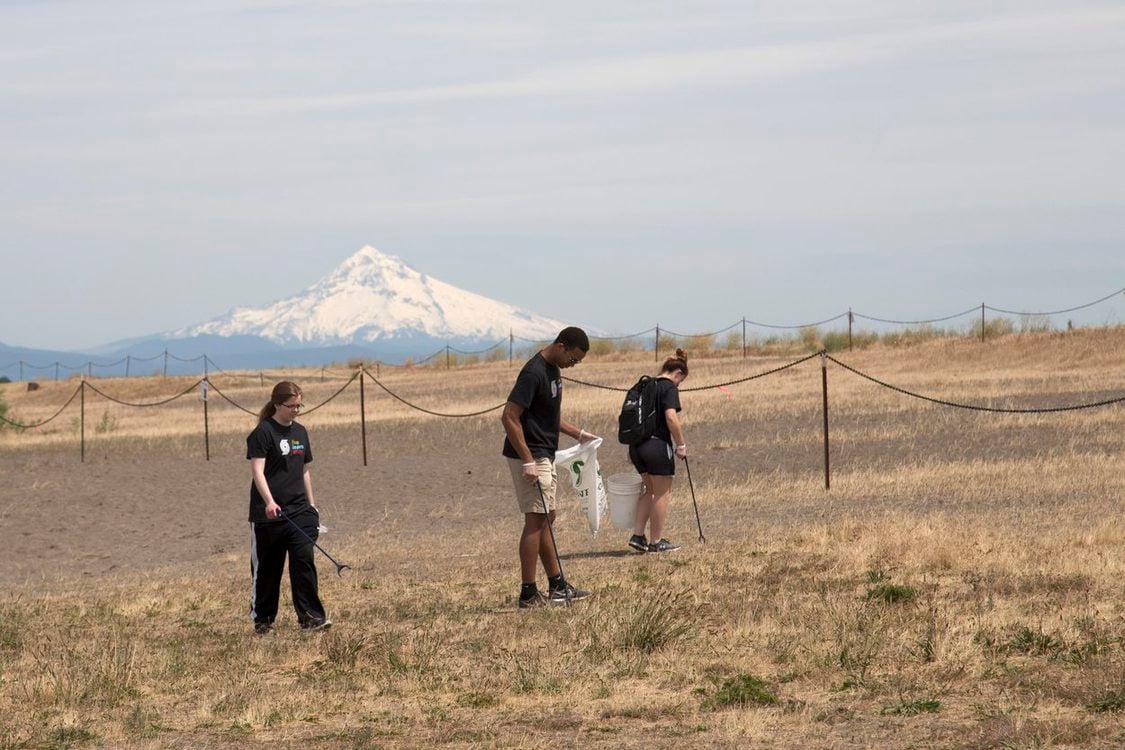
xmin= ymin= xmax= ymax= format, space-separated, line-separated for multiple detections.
xmin=502 ymin=352 xmax=562 ymax=460
xmin=246 ymin=418 xmax=314 ymax=523
xmin=653 ymin=377 xmax=682 ymax=443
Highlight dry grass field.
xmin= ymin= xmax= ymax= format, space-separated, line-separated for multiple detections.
xmin=1 ymin=328 xmax=1123 ymax=749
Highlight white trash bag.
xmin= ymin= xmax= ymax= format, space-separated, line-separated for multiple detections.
xmin=554 ymin=437 xmax=607 ymax=535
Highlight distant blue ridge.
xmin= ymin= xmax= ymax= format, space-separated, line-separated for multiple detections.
xmin=0 ymin=333 xmax=527 ymax=379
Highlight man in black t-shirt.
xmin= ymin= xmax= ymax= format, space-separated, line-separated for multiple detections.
xmin=501 ymin=326 xmax=599 ymax=608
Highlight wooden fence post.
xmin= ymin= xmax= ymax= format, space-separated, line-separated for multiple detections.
xmin=820 ymin=352 xmax=830 ymax=490
xmin=359 ymin=370 xmax=368 ymax=467
xmin=202 ymin=380 xmax=210 ymax=461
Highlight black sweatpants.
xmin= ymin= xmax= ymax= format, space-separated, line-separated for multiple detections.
xmin=250 ymin=510 xmax=326 ymax=626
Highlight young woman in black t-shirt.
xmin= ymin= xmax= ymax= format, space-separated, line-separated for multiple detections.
xmin=246 ymin=381 xmax=330 ymax=634
xmin=628 ymin=349 xmax=689 ymax=553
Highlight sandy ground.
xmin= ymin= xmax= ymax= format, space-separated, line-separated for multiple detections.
xmin=0 ymin=424 xmax=686 ymax=587
xmin=0 ymin=420 xmax=509 ymax=586
xmin=1 ymin=379 xmax=1117 ymax=589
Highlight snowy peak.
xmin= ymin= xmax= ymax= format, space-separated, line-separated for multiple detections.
xmin=174 ymin=245 xmax=570 ymax=347
xmin=329 ymin=245 xmax=418 ymax=284
xmin=312 ymin=246 xmax=428 ymax=302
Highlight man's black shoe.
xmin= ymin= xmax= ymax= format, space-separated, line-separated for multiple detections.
xmin=519 ymin=591 xmax=557 ymax=609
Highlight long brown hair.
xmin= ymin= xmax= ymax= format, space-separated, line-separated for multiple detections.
xmin=661 ymin=348 xmax=688 ymax=377
xmin=258 ymin=381 xmax=303 ymax=422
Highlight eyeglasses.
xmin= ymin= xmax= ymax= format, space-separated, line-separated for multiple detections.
xmin=280 ymin=402 xmax=303 ymax=410
xmin=557 ymin=344 xmax=585 ymax=366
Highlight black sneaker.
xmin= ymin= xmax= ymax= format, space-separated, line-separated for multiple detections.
xmin=648 ymin=539 xmax=681 ymax=553
xmin=518 ymin=590 xmax=551 ymax=609
xmin=253 ymin=622 xmax=273 ymax=635
xmin=628 ymin=534 xmax=648 ymax=553
xmin=548 ymin=583 xmax=590 ymax=603
xmin=300 ymin=617 xmax=332 ymax=632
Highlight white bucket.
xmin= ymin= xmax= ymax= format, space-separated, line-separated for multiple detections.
xmin=606 ymin=472 xmax=645 ymax=530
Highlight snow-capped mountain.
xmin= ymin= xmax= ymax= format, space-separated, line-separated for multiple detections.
xmin=173 ymin=245 xmax=570 ymax=347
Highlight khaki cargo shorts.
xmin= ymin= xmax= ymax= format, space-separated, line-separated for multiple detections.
xmin=507 ymin=457 xmax=557 ymax=514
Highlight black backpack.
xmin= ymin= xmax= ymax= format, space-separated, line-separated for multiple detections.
xmin=617 ymin=375 xmax=660 ymax=445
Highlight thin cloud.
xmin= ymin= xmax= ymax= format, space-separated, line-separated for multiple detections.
xmin=153 ymin=6 xmax=1125 ymax=119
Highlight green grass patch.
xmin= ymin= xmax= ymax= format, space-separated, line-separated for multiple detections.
xmin=321 ymin=631 xmax=367 ymax=669
xmin=864 ymin=566 xmax=892 ymax=584
xmin=618 ymin=590 xmax=696 ymax=654
xmin=47 ymin=724 xmax=98 ymax=748
xmin=456 ymin=691 xmax=499 ymax=708
xmin=1089 ymin=689 xmax=1125 ymax=713
xmin=882 ymin=698 xmax=940 ymax=716
xmin=1006 ymin=625 xmax=1064 ymax=656
xmin=703 ymin=674 xmax=778 ymax=710
xmin=866 ymin=584 xmax=916 ymax=604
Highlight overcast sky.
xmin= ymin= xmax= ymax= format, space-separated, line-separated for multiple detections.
xmin=2 ymin=0 xmax=1124 ymax=350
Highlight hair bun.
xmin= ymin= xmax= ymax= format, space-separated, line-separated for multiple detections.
xmin=675 ymin=348 xmax=688 ymax=362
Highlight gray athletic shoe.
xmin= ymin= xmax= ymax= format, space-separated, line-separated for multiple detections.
xmin=648 ymin=539 xmax=681 ymax=553
xmin=549 ymin=583 xmax=590 ymax=603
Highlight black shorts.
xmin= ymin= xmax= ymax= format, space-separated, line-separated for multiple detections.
xmin=628 ymin=437 xmax=676 ymax=477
